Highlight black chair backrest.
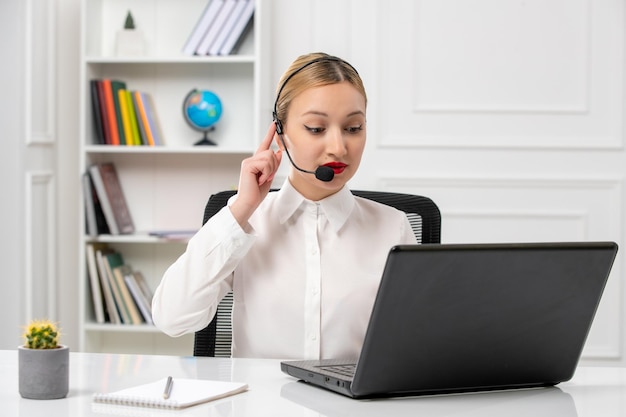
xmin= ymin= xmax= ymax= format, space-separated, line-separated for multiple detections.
xmin=193 ymin=189 xmax=441 ymax=357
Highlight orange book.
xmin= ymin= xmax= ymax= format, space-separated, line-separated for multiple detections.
xmin=102 ymin=79 xmax=121 ymax=145
xmin=133 ymin=91 xmax=155 ymax=146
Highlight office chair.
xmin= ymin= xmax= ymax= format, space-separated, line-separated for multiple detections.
xmin=193 ymin=189 xmax=441 ymax=357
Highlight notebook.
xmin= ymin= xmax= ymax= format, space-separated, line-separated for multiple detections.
xmin=281 ymin=242 xmax=618 ymax=398
xmin=92 ymin=377 xmax=248 ymax=409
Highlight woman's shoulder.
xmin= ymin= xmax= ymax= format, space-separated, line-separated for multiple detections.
xmin=352 ymin=195 xmax=406 ymax=218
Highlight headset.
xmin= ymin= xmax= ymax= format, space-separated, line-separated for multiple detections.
xmin=272 ymin=56 xmax=359 ymax=182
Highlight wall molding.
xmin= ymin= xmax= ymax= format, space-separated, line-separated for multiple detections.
xmin=24 ymin=0 xmax=56 ymax=145
xmin=24 ymin=171 xmax=56 ymax=321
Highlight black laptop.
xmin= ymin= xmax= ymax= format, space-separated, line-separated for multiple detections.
xmin=281 ymin=242 xmax=618 ymax=398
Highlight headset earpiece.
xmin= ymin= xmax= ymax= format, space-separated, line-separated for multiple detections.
xmin=272 ymin=111 xmax=283 ymax=135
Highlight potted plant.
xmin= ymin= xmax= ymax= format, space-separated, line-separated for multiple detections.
xmin=18 ymin=319 xmax=69 ymax=399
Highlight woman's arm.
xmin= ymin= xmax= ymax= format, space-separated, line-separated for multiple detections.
xmin=151 ymin=206 xmax=255 ymax=337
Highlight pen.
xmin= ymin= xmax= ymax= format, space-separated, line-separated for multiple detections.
xmin=163 ymin=376 xmax=173 ymax=399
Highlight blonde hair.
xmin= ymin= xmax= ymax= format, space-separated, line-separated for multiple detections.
xmin=273 ymin=52 xmax=366 ymax=125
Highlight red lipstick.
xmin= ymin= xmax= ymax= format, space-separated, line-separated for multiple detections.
xmin=323 ymin=162 xmax=347 ymax=175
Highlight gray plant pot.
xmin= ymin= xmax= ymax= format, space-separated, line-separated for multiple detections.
xmin=18 ymin=345 xmax=69 ymax=400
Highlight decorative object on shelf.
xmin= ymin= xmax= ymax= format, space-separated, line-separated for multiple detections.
xmin=18 ymin=320 xmax=69 ymax=400
xmin=115 ymin=11 xmax=145 ymax=57
xmin=183 ymin=89 xmax=223 ymax=146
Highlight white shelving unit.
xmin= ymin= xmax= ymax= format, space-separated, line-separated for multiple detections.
xmin=78 ymin=0 xmax=269 ymax=354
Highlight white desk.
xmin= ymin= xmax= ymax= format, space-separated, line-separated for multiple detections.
xmin=1 ymin=350 xmax=625 ymax=416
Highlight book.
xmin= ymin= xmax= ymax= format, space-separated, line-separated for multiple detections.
xmin=102 ymin=251 xmax=131 ymax=324
xmin=95 ymin=247 xmax=121 ymax=324
xmin=89 ymin=162 xmax=135 ymax=235
xmin=82 ymin=173 xmax=98 ymax=237
xmin=182 ymin=0 xmax=224 ymax=56
xmin=111 ymin=80 xmax=128 ymax=145
xmin=83 ymin=171 xmax=111 ymax=236
xmin=133 ymin=91 xmax=155 ymax=146
xmin=124 ymin=90 xmax=142 ymax=145
xmin=148 ymin=230 xmax=197 ymax=241
xmin=195 ymin=0 xmax=234 ymax=55
xmin=140 ymin=92 xmax=165 ymax=146
xmin=113 ymin=265 xmax=144 ymax=325
xmin=85 ymin=242 xmax=108 ymax=324
xmin=92 ymin=378 xmax=248 ymax=409
xmin=96 ymin=80 xmax=113 ymax=144
xmin=218 ymin=0 xmax=254 ymax=56
xmin=209 ymin=0 xmax=246 ymax=55
xmin=130 ymin=91 xmax=148 ymax=145
xmin=132 ymin=271 xmax=154 ymax=303
xmin=89 ymin=80 xmax=105 ymax=144
xmin=102 ymin=79 xmax=121 ymax=145
xmin=117 ymin=89 xmax=134 ymax=146
xmin=124 ymin=271 xmax=153 ymax=324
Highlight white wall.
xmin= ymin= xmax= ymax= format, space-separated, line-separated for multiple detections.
xmin=0 ymin=0 xmax=26 ymax=349
xmin=2 ymin=0 xmax=624 ymax=366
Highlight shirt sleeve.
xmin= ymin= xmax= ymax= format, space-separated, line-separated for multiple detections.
xmin=151 ymin=206 xmax=256 ymax=337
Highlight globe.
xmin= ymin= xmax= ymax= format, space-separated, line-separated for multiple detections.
xmin=183 ymin=89 xmax=223 ymax=145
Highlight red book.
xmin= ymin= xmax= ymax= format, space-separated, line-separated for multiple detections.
xmin=102 ymin=79 xmax=121 ymax=145
xmin=96 ymin=81 xmax=112 ymax=144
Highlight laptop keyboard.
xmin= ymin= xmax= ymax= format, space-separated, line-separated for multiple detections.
xmin=318 ymin=364 xmax=356 ymax=378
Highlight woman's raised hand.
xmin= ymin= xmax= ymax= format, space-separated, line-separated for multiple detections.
xmin=229 ymin=123 xmax=282 ymax=227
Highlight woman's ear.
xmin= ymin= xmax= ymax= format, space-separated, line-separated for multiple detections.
xmin=274 ymin=131 xmax=286 ymax=151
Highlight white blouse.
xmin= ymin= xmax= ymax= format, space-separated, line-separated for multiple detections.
xmin=152 ymin=180 xmax=416 ymax=359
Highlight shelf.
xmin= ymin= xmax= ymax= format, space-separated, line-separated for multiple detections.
xmin=85 ymin=233 xmax=196 ymax=245
xmin=85 ymin=55 xmax=256 ymax=64
xmin=83 ymin=323 xmax=161 ymax=334
xmin=84 ymin=145 xmax=254 ymax=155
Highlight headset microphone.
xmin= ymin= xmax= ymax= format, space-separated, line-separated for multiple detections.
xmin=275 ymin=118 xmax=334 ymax=182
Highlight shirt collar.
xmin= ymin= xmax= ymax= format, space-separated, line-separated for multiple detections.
xmin=276 ymin=179 xmax=355 ymax=233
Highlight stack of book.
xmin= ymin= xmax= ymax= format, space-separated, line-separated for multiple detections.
xmin=83 ymin=162 xmax=135 ymax=236
xmin=86 ymin=243 xmax=155 ymax=325
xmin=90 ymin=79 xmax=164 ymax=146
xmin=183 ymin=0 xmax=255 ymax=56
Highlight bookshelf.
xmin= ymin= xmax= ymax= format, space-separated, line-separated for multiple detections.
xmin=78 ymin=0 xmax=269 ymax=354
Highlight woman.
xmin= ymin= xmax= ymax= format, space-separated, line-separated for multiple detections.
xmin=152 ymin=52 xmax=416 ymax=359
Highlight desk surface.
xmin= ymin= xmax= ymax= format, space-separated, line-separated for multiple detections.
xmin=1 ymin=350 xmax=625 ymax=416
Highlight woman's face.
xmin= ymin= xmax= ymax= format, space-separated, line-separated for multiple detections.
xmin=278 ymin=81 xmax=367 ymax=201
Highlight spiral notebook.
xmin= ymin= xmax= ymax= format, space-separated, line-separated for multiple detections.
xmin=92 ymin=377 xmax=248 ymax=410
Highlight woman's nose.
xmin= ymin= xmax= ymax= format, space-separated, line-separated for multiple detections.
xmin=327 ymin=128 xmax=347 ymax=156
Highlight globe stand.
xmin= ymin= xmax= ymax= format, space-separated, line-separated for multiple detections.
xmin=194 ymin=127 xmax=217 ymax=146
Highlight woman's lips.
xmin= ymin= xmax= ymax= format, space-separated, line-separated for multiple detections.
xmin=323 ymin=162 xmax=347 ymax=174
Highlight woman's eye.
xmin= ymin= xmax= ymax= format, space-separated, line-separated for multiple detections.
xmin=346 ymin=125 xmax=363 ymax=134
xmin=304 ymin=125 xmax=324 ymax=134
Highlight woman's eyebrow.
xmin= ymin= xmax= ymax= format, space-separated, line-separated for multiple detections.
xmin=301 ymin=110 xmax=366 ymax=118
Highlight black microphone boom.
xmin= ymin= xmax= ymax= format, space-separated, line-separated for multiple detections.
xmin=282 ymin=144 xmax=335 ymax=182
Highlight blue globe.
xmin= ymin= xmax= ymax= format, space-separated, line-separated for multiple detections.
xmin=183 ymin=89 xmax=223 ymax=145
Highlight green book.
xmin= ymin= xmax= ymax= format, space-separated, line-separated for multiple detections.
xmin=110 ymin=80 xmax=128 ymax=145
